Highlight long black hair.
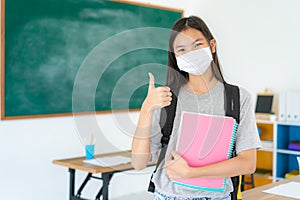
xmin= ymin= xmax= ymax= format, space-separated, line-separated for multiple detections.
xmin=166 ymin=16 xmax=226 ymax=95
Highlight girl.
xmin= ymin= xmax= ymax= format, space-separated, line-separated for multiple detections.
xmin=131 ymin=16 xmax=261 ymax=200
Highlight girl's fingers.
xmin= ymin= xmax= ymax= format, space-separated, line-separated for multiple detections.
xmin=147 ymin=86 xmax=173 ymax=109
xmin=161 ymin=101 xmax=172 ymax=108
xmin=157 ymin=86 xmax=171 ymax=92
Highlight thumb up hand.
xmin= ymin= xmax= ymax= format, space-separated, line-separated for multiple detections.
xmin=143 ymin=73 xmax=172 ymax=112
xmin=148 ymin=72 xmax=156 ymax=92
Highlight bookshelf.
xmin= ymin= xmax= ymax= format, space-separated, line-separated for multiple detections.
xmin=243 ymin=120 xmax=300 ymax=190
xmin=274 ymin=122 xmax=300 ymax=180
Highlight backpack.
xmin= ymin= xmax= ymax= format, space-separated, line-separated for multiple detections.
xmin=148 ymin=82 xmax=240 ymax=200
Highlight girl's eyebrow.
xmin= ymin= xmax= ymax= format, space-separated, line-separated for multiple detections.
xmin=175 ymin=44 xmax=186 ymax=49
xmin=192 ymin=38 xmax=205 ymax=45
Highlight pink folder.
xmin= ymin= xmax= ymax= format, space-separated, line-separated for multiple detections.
xmin=173 ymin=112 xmax=238 ymax=192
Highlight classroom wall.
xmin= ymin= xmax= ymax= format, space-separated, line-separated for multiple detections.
xmin=1 ymin=0 xmax=300 ymax=199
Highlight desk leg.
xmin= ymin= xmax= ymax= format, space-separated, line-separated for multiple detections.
xmin=69 ymin=168 xmax=75 ymax=200
xmin=76 ymin=173 xmax=92 ymax=197
xmin=102 ymin=173 xmax=111 ymax=200
xmin=95 ymin=173 xmax=113 ymax=200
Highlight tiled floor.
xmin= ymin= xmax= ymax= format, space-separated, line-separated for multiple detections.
xmin=111 ymin=191 xmax=154 ymax=200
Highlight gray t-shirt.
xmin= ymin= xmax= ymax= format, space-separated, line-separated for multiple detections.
xmin=149 ymin=81 xmax=261 ymax=198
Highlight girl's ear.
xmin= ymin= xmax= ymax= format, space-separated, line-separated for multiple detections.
xmin=210 ymin=39 xmax=216 ymax=53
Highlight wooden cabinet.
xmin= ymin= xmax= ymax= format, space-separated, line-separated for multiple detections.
xmin=243 ymin=120 xmax=274 ymax=190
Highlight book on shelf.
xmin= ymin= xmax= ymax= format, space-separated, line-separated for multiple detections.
xmin=288 ymin=141 xmax=300 ymax=151
xmin=285 ymin=170 xmax=299 ymax=178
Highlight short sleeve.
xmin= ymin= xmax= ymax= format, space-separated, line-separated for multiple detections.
xmin=149 ymin=109 xmax=162 ymax=162
xmin=235 ymin=88 xmax=262 ymax=154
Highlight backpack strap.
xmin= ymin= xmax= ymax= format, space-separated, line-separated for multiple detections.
xmin=159 ymin=91 xmax=178 ymax=147
xmin=148 ymin=91 xmax=178 ymax=192
xmin=224 ymin=83 xmax=240 ymax=200
xmin=224 ymin=83 xmax=240 ymax=123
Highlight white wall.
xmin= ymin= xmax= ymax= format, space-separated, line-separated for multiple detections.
xmin=1 ymin=0 xmax=300 ymax=200
xmin=190 ymin=0 xmax=300 ymax=96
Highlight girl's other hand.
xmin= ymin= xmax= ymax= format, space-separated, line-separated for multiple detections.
xmin=166 ymin=151 xmax=191 ymax=179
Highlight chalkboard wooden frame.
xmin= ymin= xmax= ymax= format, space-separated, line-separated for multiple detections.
xmin=1 ymin=0 xmax=5 ymax=119
xmin=1 ymin=0 xmax=183 ymax=120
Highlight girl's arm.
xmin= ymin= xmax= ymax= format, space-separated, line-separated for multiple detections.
xmin=166 ymin=148 xmax=256 ymax=179
xmin=189 ymin=148 xmax=256 ymax=178
xmin=131 ymin=104 xmax=153 ymax=170
xmin=131 ymin=73 xmax=172 ymax=170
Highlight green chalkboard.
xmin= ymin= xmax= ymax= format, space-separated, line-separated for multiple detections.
xmin=2 ymin=0 xmax=182 ymax=119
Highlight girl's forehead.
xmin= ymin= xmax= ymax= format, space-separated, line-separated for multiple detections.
xmin=174 ymin=28 xmax=206 ymax=44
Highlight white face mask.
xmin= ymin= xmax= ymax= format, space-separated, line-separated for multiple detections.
xmin=176 ymin=47 xmax=213 ymax=75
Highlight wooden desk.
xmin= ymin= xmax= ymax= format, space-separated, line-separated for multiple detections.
xmin=53 ymin=150 xmax=155 ymax=200
xmin=242 ymin=175 xmax=300 ymax=200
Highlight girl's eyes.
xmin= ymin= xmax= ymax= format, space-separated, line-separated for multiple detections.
xmin=194 ymin=43 xmax=202 ymax=48
xmin=177 ymin=48 xmax=185 ymax=53
xmin=176 ymin=43 xmax=203 ymax=54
